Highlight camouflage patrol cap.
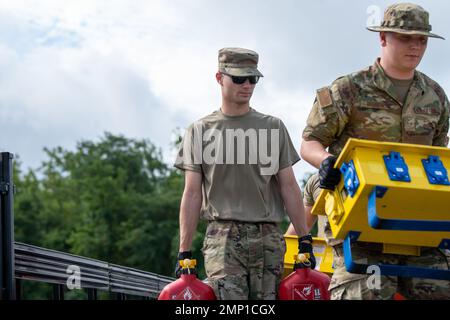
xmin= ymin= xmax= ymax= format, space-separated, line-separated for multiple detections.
xmin=218 ymin=47 xmax=263 ymax=77
xmin=367 ymin=3 xmax=444 ymax=40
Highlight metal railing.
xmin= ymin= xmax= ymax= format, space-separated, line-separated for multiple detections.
xmin=14 ymin=241 xmax=174 ymax=300
xmin=1 ymin=152 xmax=175 ymax=300
xmin=1 ymin=152 xmax=16 ymax=300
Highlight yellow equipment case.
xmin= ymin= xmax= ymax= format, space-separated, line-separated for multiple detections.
xmin=283 ymin=236 xmax=334 ymax=278
xmin=312 ymin=138 xmax=450 ymax=280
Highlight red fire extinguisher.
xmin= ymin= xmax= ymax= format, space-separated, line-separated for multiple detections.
xmin=158 ymin=259 xmax=216 ymax=300
xmin=278 ymin=254 xmax=331 ymax=300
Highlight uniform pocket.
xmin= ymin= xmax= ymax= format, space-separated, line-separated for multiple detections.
xmin=404 ymin=103 xmax=441 ymax=137
xmin=414 ymin=103 xmax=441 ymax=116
xmin=403 ymin=114 xmax=438 ymax=136
xmin=352 ymin=101 xmax=401 ymax=138
xmin=330 ymin=285 xmax=347 ymax=300
xmin=202 ymin=223 xmax=233 ymax=277
xmin=358 ymin=100 xmax=396 ymax=110
xmin=330 ymin=280 xmax=366 ymax=300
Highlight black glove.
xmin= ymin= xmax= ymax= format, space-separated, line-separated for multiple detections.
xmin=295 ymin=234 xmax=316 ymax=270
xmin=174 ymin=251 xmax=192 ymax=278
xmin=319 ymin=155 xmax=341 ymax=190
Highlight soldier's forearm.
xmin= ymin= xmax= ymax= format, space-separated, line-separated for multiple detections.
xmin=179 ymin=191 xmax=202 ymax=252
xmin=300 ymin=140 xmax=332 ymax=169
xmin=305 ymin=206 xmax=318 ymax=232
xmin=281 ymin=182 xmax=308 ymax=237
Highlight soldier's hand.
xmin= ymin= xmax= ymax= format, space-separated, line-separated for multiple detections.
xmin=295 ymin=234 xmax=316 ymax=270
xmin=319 ymin=155 xmax=341 ymax=190
xmin=174 ymin=251 xmax=192 ymax=278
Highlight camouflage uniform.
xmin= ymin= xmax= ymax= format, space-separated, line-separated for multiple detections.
xmin=303 ymin=58 xmax=449 ymax=153
xmin=305 ymin=177 xmax=450 ymax=300
xmin=302 ymin=3 xmax=450 ymax=300
xmin=176 ymin=48 xmax=300 ymax=300
xmin=202 ymin=221 xmax=286 ymax=300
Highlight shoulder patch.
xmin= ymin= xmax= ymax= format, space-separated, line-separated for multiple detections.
xmin=316 ymin=87 xmax=333 ymax=108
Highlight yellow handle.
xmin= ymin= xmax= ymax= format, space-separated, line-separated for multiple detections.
xmin=294 ymin=254 xmax=311 ymax=267
xmin=179 ymin=258 xmax=197 ymax=269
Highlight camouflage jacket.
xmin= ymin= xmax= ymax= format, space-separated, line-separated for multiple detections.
xmin=303 ymin=59 xmax=450 ymax=156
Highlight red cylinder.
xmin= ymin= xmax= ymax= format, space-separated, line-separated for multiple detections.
xmin=278 ymin=268 xmax=331 ymax=300
xmin=158 ymin=274 xmax=217 ymax=300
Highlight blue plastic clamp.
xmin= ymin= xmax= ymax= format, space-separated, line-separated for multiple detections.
xmin=422 ymin=155 xmax=450 ymax=186
xmin=343 ymin=231 xmax=450 ymax=280
xmin=367 ymin=186 xmax=450 ymax=232
xmin=383 ymin=151 xmax=411 ymax=182
xmin=340 ymin=160 xmax=360 ymax=197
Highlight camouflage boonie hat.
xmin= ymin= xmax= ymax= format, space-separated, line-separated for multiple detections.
xmin=367 ymin=3 xmax=444 ymax=40
xmin=218 ymin=47 xmax=263 ymax=77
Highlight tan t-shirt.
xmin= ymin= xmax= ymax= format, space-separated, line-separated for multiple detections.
xmin=175 ymin=108 xmax=300 ymax=223
xmin=387 ymin=75 xmax=414 ymax=105
xmin=303 ymin=173 xmax=321 ymax=207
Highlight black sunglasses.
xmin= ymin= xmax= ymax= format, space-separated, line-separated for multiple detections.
xmin=224 ymin=74 xmax=260 ymax=85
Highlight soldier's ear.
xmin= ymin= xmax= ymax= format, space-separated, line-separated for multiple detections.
xmin=380 ymin=32 xmax=387 ymax=47
xmin=216 ymin=72 xmax=223 ymax=85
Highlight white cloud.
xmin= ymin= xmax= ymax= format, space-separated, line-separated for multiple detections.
xmin=0 ymin=0 xmax=449 ymax=180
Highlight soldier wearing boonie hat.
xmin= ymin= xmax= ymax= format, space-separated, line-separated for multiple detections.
xmin=293 ymin=2 xmax=450 ymax=300
xmin=367 ymin=3 xmax=444 ymax=39
xmin=174 ymin=47 xmax=315 ymax=299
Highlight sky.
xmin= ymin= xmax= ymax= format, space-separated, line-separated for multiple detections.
xmin=1 ymin=0 xmax=449 ymax=181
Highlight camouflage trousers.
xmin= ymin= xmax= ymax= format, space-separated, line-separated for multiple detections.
xmin=329 ymin=244 xmax=450 ymax=300
xmin=202 ymin=220 xmax=286 ymax=300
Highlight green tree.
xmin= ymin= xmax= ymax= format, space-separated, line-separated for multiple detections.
xmin=14 ymin=133 xmax=186 ymax=278
xmin=13 ymin=157 xmax=44 ymax=246
xmin=12 ymin=132 xmax=317 ymax=298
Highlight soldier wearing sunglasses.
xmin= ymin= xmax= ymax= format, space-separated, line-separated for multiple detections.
xmin=174 ymin=47 xmax=314 ymax=299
